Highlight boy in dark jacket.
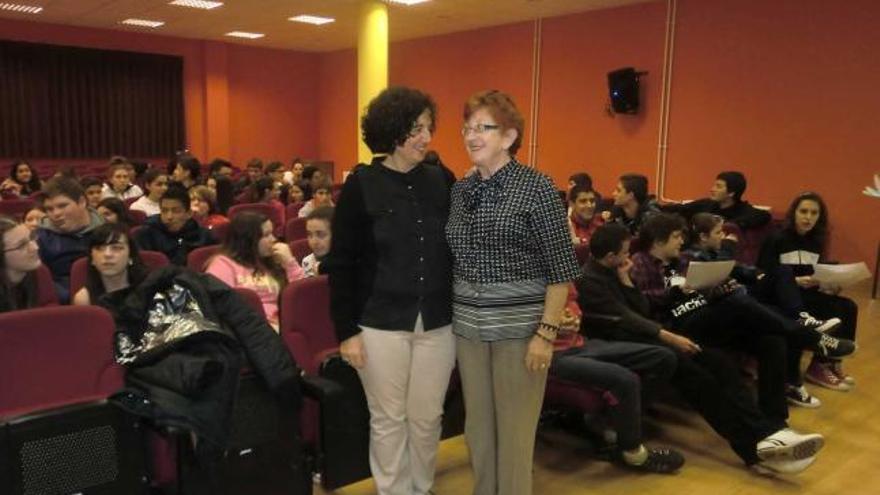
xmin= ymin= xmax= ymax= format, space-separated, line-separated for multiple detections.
xmin=37 ymin=176 xmax=105 ymax=303
xmin=668 ymin=171 xmax=770 ymax=230
xmin=135 ymin=185 xmax=216 ymax=265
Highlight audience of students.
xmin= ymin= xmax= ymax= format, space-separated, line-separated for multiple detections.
xmin=205 ymin=212 xmax=303 ymax=330
xmin=1 ymin=140 xmax=871 ymax=488
xmin=129 ymin=168 xmax=168 ymax=217
xmin=578 ymin=222 xmax=825 ymax=474
xmin=134 ymin=185 xmax=215 ymax=266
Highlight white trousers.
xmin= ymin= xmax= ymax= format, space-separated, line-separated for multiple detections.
xmin=357 ymin=316 xmax=456 ymax=495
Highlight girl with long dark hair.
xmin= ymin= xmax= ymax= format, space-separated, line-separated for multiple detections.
xmin=72 ymin=223 xmax=150 ymax=305
xmin=757 ymin=192 xmax=859 ymax=392
xmin=205 ymin=211 xmax=303 ymax=330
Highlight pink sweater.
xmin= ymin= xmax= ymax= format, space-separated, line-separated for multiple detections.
xmin=205 ymin=254 xmax=304 ymax=329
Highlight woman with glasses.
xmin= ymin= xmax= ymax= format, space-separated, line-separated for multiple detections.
xmin=323 ymin=86 xmax=455 ymax=495
xmin=0 ymin=215 xmax=44 ymax=312
xmin=205 ymin=211 xmax=303 ymax=331
xmin=446 ymin=90 xmax=580 ymax=495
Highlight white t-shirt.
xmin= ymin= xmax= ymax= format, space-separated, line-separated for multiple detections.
xmin=129 ymin=195 xmax=160 ymax=216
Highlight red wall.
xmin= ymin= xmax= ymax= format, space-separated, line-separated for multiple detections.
xmin=665 ymin=0 xmax=880 ymax=264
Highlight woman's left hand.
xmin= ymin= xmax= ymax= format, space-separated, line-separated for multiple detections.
xmin=525 ymin=335 xmax=553 ymax=373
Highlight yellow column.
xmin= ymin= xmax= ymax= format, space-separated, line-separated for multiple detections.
xmin=357 ymin=0 xmax=388 ymax=164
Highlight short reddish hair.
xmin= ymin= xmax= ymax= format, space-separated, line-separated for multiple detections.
xmin=463 ymin=90 xmax=525 ymax=156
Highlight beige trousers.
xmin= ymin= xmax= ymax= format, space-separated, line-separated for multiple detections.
xmin=456 ymin=335 xmax=548 ymax=495
xmin=357 ymin=318 xmax=456 ymax=495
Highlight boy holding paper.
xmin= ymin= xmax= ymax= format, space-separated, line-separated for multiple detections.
xmin=630 ymin=214 xmax=856 ymax=415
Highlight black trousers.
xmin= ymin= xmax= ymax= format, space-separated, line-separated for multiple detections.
xmin=550 ymin=339 xmax=677 ymax=450
xmin=670 ymin=348 xmax=783 ymax=465
xmin=674 ymin=293 xmax=795 ymax=422
xmin=801 ymin=288 xmax=859 ymax=364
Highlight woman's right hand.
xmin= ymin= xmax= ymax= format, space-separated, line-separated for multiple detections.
xmin=796 ymin=276 xmax=819 ymax=289
xmin=659 ymin=329 xmax=701 ymax=355
xmin=339 ymin=333 xmax=367 ymax=369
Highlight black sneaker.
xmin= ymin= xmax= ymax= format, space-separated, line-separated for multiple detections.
xmin=798 ymin=312 xmax=841 ymax=333
xmin=618 ymin=446 xmax=685 ymax=474
xmin=814 ymin=334 xmax=857 ymax=360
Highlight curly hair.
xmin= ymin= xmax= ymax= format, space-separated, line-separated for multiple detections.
xmin=361 ymin=86 xmax=437 ymax=154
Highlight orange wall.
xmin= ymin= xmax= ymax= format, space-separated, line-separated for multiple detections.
xmin=317 ymin=49 xmax=358 ymax=178
xmin=226 ymin=44 xmax=320 ymax=166
xmin=389 ymin=22 xmax=536 ymax=178
xmin=665 ymin=0 xmax=880 ymax=263
xmin=0 ymin=19 xmax=319 ymax=169
xmin=537 ymin=2 xmax=666 ymax=195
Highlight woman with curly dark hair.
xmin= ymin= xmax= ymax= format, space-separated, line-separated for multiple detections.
xmin=757 ymin=191 xmax=859 ymax=393
xmin=323 ymin=86 xmax=455 ymax=495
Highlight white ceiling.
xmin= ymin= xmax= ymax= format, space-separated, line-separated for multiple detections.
xmin=1 ymin=0 xmax=658 ymax=52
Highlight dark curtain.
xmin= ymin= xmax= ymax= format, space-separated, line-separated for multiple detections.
xmin=0 ymin=39 xmax=185 ymax=158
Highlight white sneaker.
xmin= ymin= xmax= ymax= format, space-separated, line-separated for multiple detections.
xmin=798 ymin=312 xmax=841 ymax=333
xmin=753 ymin=455 xmax=817 ymax=475
xmin=757 ymin=429 xmax=824 ymax=462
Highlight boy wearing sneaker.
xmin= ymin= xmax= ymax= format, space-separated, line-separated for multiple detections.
xmin=578 ymin=224 xmax=825 ymax=475
xmin=552 ymin=287 xmax=684 ymax=474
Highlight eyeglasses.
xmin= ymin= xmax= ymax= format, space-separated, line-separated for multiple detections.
xmin=461 ymin=123 xmax=500 ymax=136
xmin=3 ymin=231 xmax=38 ymax=253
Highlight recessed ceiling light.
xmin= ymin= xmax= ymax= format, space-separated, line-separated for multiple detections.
xmin=288 ymin=15 xmax=335 ymax=26
xmin=169 ymin=0 xmax=223 ymax=10
xmin=0 ymin=3 xmax=43 ymax=14
xmin=387 ymin=0 xmax=431 ymax=5
xmin=225 ymin=31 xmax=264 ymax=39
xmin=120 ymin=18 xmax=165 ymax=28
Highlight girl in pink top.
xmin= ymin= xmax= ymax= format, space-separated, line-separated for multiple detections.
xmin=205 ymin=212 xmax=304 ymax=330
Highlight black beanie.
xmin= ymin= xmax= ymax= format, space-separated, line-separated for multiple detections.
xmin=717 ymin=171 xmax=746 ymax=202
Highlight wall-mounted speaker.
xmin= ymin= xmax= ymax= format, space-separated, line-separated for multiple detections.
xmin=607 ymin=67 xmax=643 ymax=114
